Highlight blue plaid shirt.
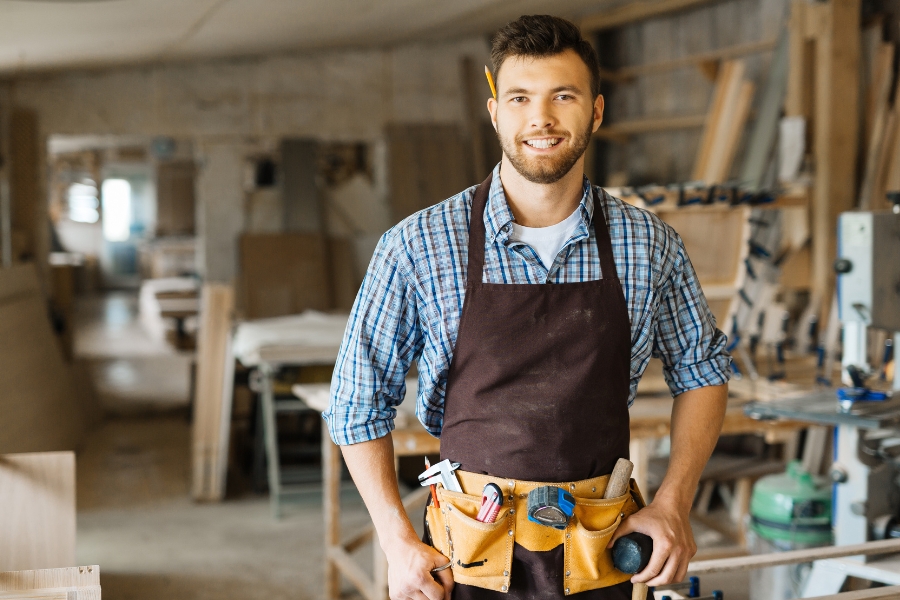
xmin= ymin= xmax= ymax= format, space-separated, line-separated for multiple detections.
xmin=324 ymin=164 xmax=731 ymax=445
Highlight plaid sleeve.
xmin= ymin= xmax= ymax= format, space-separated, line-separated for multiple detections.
xmin=323 ymin=228 xmax=424 ymax=445
xmin=652 ymin=228 xmax=732 ymax=396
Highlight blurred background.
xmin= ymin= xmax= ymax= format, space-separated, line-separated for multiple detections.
xmin=0 ymin=1 xmax=898 ymax=599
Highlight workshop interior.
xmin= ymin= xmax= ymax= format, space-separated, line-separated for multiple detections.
xmin=1 ymin=0 xmax=899 ymax=599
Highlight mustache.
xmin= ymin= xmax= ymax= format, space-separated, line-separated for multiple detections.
xmin=516 ymin=129 xmax=569 ymax=142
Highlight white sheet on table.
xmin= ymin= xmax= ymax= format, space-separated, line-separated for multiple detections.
xmin=232 ymin=311 xmax=350 ymax=363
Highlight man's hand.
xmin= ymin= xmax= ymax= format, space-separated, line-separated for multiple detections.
xmin=384 ymin=535 xmax=454 ymax=600
xmin=608 ymin=499 xmax=696 ymax=587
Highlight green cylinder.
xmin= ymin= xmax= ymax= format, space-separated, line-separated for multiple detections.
xmin=749 ymin=460 xmax=832 ymax=545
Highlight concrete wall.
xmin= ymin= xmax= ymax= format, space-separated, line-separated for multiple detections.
xmin=8 ymin=36 xmax=492 ymax=281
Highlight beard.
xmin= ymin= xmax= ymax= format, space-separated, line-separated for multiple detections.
xmin=496 ymin=117 xmax=594 ymax=184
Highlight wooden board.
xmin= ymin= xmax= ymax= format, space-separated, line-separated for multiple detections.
xmin=0 ymin=265 xmax=86 ymax=454
xmin=692 ymin=60 xmax=753 ymax=183
xmin=238 ymin=233 xmax=331 ymax=319
xmin=0 ymin=453 xmax=75 ymax=572
xmin=155 ymin=160 xmax=196 ymax=236
xmin=386 ymin=124 xmax=469 ymax=223
xmin=9 ymin=108 xmax=39 ymax=261
xmin=655 ymin=206 xmax=749 ymax=286
xmin=0 ymin=565 xmax=99 ymax=600
xmin=809 ymin=0 xmax=861 ymax=324
xmin=191 ymin=284 xmax=235 ymax=502
xmin=858 ymin=43 xmax=895 ymax=210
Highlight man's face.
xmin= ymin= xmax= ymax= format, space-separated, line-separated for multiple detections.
xmin=488 ymin=49 xmax=603 ymax=184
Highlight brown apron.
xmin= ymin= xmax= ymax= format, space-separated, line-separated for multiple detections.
xmin=437 ymin=174 xmax=639 ymax=600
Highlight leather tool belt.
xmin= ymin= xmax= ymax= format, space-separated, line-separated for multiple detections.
xmin=425 ymin=469 xmax=646 ymax=595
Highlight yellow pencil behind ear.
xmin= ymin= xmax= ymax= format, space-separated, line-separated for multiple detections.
xmin=484 ymin=65 xmax=497 ymax=99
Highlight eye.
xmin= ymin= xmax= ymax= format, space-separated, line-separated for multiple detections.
xmin=555 ymin=94 xmax=574 ymax=101
xmin=511 ymin=96 xmax=527 ymax=103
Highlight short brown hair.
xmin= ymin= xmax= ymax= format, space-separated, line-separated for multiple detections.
xmin=490 ymin=15 xmax=601 ymax=98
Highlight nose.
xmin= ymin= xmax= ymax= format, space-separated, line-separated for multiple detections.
xmin=528 ymin=97 xmax=556 ymax=130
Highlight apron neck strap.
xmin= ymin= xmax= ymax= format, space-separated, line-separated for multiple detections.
xmin=466 ymin=173 xmax=618 ymax=285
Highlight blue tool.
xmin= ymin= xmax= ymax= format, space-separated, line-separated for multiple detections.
xmin=526 ymin=486 xmax=575 ymax=529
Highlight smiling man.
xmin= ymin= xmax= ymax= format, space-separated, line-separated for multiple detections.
xmin=325 ymin=14 xmax=730 ymax=600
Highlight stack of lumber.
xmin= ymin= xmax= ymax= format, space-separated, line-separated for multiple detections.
xmin=0 ymin=264 xmax=85 ymax=454
xmin=0 ymin=452 xmax=75 ymax=572
xmin=191 ymin=284 xmax=236 ymax=502
xmin=0 ymin=565 xmax=100 ymax=600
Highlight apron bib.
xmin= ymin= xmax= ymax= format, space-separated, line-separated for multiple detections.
xmin=436 ymin=173 xmax=640 ymax=600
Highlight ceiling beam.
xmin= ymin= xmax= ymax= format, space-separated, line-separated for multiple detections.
xmin=580 ymin=0 xmax=723 ymax=32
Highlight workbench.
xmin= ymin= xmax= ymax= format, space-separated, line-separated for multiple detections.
xmin=298 ymin=378 xmax=808 ymax=600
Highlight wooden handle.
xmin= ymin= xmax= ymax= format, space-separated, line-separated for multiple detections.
xmin=604 ymin=458 xmax=634 ymax=499
xmin=632 ymin=582 xmax=648 ymax=600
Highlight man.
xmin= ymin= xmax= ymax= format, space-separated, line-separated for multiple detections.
xmin=325 ymin=14 xmax=730 ymax=600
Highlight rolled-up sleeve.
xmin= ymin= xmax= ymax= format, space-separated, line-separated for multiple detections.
xmin=323 ymin=229 xmax=423 ymax=445
xmin=652 ymin=230 xmax=732 ymax=396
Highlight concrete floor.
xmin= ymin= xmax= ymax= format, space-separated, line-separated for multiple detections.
xmin=72 ymin=292 xmax=750 ymax=600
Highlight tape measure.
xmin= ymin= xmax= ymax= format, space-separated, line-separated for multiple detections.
xmin=527 ymin=486 xmax=575 ymax=529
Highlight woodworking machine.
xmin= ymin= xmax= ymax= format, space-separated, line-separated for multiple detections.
xmin=745 ymin=206 xmax=900 ymax=595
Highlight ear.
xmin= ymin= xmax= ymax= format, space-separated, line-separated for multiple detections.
xmin=592 ymin=94 xmax=605 ymax=133
xmin=487 ymin=97 xmax=498 ymax=131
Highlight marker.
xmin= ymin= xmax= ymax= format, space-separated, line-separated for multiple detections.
xmin=484 ymin=66 xmax=497 ymax=99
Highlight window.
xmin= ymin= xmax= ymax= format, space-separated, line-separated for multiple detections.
xmin=66 ymin=180 xmax=100 ymax=223
xmin=101 ymin=178 xmax=132 ymax=242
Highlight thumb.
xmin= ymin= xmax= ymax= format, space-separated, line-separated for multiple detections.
xmin=607 ymin=516 xmax=637 ymax=549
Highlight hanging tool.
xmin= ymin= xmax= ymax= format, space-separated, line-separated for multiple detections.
xmin=418 ymin=459 xmax=463 ymax=493
xmin=476 ymin=483 xmax=503 ymax=523
xmin=424 ymin=458 xmax=439 ymax=508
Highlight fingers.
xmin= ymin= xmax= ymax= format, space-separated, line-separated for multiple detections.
xmin=433 ymin=566 xmax=455 ymax=600
xmin=419 ymin=575 xmax=446 ymax=600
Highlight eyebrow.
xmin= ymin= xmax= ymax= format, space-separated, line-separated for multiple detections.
xmin=502 ymin=85 xmax=584 ymax=96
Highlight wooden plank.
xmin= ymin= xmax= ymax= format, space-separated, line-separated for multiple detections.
xmin=689 ymin=538 xmax=900 ymax=575
xmin=885 ymin=100 xmax=900 ymax=193
xmin=692 ymin=60 xmax=745 ymax=182
xmin=704 ymin=79 xmax=755 ymax=183
xmin=813 ymin=587 xmax=900 ymax=600
xmin=0 ymin=265 xmax=86 ymax=455
xmin=612 ymin=39 xmax=777 ymax=81
xmin=655 ymin=206 xmax=749 ymax=285
xmin=327 ymin=547 xmax=375 ymax=600
xmin=386 ymin=124 xmax=470 ymax=223
xmin=238 ymin=233 xmax=331 ymax=319
xmin=460 ymin=57 xmax=488 ymax=182
xmin=580 ymin=0 xmax=722 ymax=31
xmin=809 ymin=0 xmax=861 ymax=325
xmin=191 ymin=284 xmax=235 ymax=502
xmin=858 ymin=43 xmax=895 ymax=210
xmin=323 ymin=435 xmax=341 ymax=600
xmin=739 ymin=32 xmax=790 ymax=189
xmin=0 ymin=565 xmax=100 ymax=600
xmin=785 ymin=0 xmax=813 ymax=118
xmin=0 ymin=453 xmax=75 ymax=572
xmin=594 ymin=114 xmax=706 ymax=139
xmin=155 ymin=160 xmax=196 ymax=236
xmin=9 ymin=108 xmax=39 ymax=262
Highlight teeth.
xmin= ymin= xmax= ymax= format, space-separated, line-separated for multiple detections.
xmin=526 ymin=138 xmax=560 ymax=149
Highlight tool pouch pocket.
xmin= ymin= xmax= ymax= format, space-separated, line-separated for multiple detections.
xmin=564 ymin=479 xmax=643 ymax=594
xmin=426 ymin=489 xmax=515 ymax=592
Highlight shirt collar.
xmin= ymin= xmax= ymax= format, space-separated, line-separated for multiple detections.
xmin=483 ymin=163 xmax=596 ymax=244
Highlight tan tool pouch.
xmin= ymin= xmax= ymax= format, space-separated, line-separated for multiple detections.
xmin=424 ymin=471 xmax=645 ymax=595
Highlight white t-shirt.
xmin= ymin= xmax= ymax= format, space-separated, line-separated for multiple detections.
xmin=509 ymin=208 xmax=582 ymax=270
